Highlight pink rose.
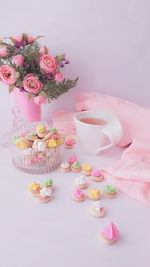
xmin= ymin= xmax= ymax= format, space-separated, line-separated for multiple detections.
xmin=12 ymin=55 xmax=24 ymax=66
xmin=23 ymin=74 xmax=43 ymax=94
xmin=39 ymin=46 xmax=48 ymax=56
xmin=54 ymin=71 xmax=64 ymax=82
xmin=0 ymin=45 xmax=9 ymax=58
xmin=34 ymin=95 xmax=46 ymax=105
xmin=0 ymin=65 xmax=16 ymax=85
xmin=39 ymin=54 xmax=57 ymax=73
xmin=13 ymin=34 xmax=34 ymax=43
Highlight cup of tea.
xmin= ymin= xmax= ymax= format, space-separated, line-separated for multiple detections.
xmin=74 ymin=110 xmax=123 ymax=155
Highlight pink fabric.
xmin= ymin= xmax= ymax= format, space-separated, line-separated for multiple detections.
xmin=52 ymin=110 xmax=76 ymax=135
xmin=52 ymin=92 xmax=150 ymax=207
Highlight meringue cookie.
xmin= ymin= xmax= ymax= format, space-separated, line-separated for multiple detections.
xmin=101 ymin=222 xmax=119 ymax=244
xmin=32 ymin=139 xmax=46 ymax=152
xmin=75 ymin=175 xmax=87 ymax=189
xmin=37 ymin=187 xmax=52 ymax=203
xmin=60 ymin=162 xmax=70 ymax=172
xmin=89 ymin=200 xmax=105 ymax=217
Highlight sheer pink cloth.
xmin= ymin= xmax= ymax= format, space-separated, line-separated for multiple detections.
xmin=53 ymin=93 xmax=150 ymax=207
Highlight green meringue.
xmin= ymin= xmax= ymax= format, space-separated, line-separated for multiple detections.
xmin=104 ymin=185 xmax=116 ymax=194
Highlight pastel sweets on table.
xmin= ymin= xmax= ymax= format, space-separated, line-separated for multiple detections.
xmin=60 ymin=162 xmax=70 ymax=172
xmin=65 ymin=137 xmax=76 ymax=149
xmin=26 ymin=132 xmax=38 ymax=141
xmin=89 ymin=200 xmax=105 ymax=218
xmin=28 ymin=179 xmax=54 ymax=203
xmin=43 ymin=178 xmax=54 ymax=191
xmin=75 ymin=174 xmax=88 ymax=189
xmin=36 ymin=124 xmax=47 ymax=138
xmin=91 ymin=169 xmax=104 ymax=182
xmin=101 ymin=222 xmax=119 ymax=245
xmin=65 ymin=139 xmax=74 ymax=149
xmin=28 ymin=182 xmax=41 ymax=197
xmin=103 ymin=185 xmax=117 ymax=198
xmin=68 ymin=156 xmax=77 ymax=166
xmin=37 ymin=186 xmax=52 ymax=203
xmin=43 ymin=127 xmax=58 ymax=141
xmin=88 ymin=188 xmax=100 ymax=200
xmin=82 ymin=164 xmax=92 ymax=176
xmin=66 ymin=137 xmax=76 ymax=144
xmin=71 ymin=162 xmax=82 ymax=172
xmin=12 ymin=124 xmax=64 ymax=173
xmin=73 ymin=188 xmax=86 ymax=202
xmin=15 ymin=137 xmax=29 ymax=149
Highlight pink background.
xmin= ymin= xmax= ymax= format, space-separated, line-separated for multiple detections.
xmin=0 ymin=1 xmax=150 ymax=266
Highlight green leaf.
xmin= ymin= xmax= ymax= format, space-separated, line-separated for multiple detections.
xmin=5 ymin=37 xmax=17 ymax=44
xmin=15 ymin=80 xmax=23 ymax=87
xmin=34 ymin=35 xmax=44 ymax=41
xmin=28 ymin=93 xmax=35 ymax=99
xmin=43 ymin=76 xmax=79 ymax=102
xmin=55 ymin=53 xmax=66 ymax=63
xmin=8 ymin=85 xmax=15 ymax=93
xmin=15 ymin=72 xmax=20 ymax=79
xmin=39 ymin=90 xmax=48 ymax=98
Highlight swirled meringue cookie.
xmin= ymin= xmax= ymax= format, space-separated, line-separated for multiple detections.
xmin=60 ymin=162 xmax=70 ymax=172
xmin=82 ymin=164 xmax=92 ymax=176
xmin=75 ymin=175 xmax=87 ymax=189
xmin=73 ymin=188 xmax=86 ymax=202
xmin=88 ymin=188 xmax=100 ymax=200
xmin=101 ymin=222 xmax=119 ymax=244
xmin=71 ymin=162 xmax=82 ymax=172
xmin=65 ymin=139 xmax=74 ymax=149
xmin=37 ymin=186 xmax=52 ymax=203
xmin=12 ymin=135 xmax=21 ymax=145
xmin=89 ymin=200 xmax=105 ymax=218
xmin=36 ymin=124 xmax=47 ymax=138
xmin=32 ymin=139 xmax=46 ymax=152
xmin=91 ymin=170 xmax=104 ymax=182
xmin=28 ymin=182 xmax=41 ymax=197
xmin=43 ymin=179 xmax=54 ymax=190
xmin=103 ymin=185 xmax=117 ymax=198
xmin=26 ymin=132 xmax=38 ymax=141
xmin=68 ymin=156 xmax=77 ymax=166
xmin=66 ymin=137 xmax=76 ymax=144
xmin=15 ymin=137 xmax=29 ymax=149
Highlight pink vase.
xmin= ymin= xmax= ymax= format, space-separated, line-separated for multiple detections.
xmin=13 ymin=88 xmax=41 ymax=122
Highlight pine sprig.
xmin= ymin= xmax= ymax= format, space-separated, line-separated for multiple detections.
xmin=44 ymin=77 xmax=79 ymax=102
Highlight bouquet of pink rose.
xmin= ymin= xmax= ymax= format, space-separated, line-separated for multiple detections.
xmin=0 ymin=33 xmax=78 ymax=104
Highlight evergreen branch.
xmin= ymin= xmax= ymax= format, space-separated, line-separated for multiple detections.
xmin=44 ymin=77 xmax=78 ymax=102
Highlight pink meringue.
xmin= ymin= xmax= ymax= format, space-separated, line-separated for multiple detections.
xmin=73 ymin=188 xmax=85 ymax=202
xmin=101 ymin=222 xmax=119 ymax=244
xmin=91 ymin=170 xmax=102 ymax=177
xmin=68 ymin=156 xmax=77 ymax=164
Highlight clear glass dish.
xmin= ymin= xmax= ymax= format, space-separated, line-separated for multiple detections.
xmin=0 ymin=121 xmax=64 ymax=174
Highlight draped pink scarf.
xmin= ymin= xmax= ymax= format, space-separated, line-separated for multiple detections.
xmin=53 ymin=93 xmax=150 ymax=207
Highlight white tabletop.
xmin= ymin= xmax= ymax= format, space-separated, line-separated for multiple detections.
xmin=0 ymin=139 xmax=149 ymax=267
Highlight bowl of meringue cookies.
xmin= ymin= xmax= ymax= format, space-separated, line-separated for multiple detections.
xmin=11 ymin=122 xmax=64 ymax=174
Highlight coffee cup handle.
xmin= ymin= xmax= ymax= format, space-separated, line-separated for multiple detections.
xmin=96 ymin=121 xmax=123 ymax=155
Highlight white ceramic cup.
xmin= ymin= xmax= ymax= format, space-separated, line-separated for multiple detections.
xmin=74 ymin=110 xmax=123 ymax=155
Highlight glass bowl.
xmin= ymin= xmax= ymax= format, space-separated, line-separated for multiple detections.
xmin=1 ymin=121 xmax=64 ymax=174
